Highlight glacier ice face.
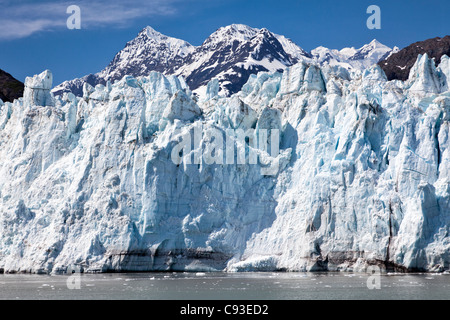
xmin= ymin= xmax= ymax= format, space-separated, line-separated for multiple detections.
xmin=0 ymin=56 xmax=449 ymax=274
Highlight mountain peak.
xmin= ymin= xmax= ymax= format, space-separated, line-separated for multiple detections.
xmin=256 ymin=28 xmax=277 ymax=40
xmin=227 ymin=24 xmax=257 ymax=32
xmin=204 ymin=24 xmax=259 ymax=45
xmin=358 ymin=39 xmax=390 ymax=52
xmin=139 ymin=26 xmax=193 ymax=48
xmin=348 ymin=39 xmax=394 ymax=65
xmin=141 ymin=26 xmax=161 ymax=36
xmin=136 ymin=26 xmax=170 ymax=43
xmin=368 ymin=39 xmax=383 ymax=47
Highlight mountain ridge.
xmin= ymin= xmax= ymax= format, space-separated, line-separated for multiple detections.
xmin=52 ymin=24 xmax=396 ymax=97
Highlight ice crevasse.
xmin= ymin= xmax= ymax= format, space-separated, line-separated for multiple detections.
xmin=0 ymin=54 xmax=449 ymax=273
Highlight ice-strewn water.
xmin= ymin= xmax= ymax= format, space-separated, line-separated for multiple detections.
xmin=0 ymin=273 xmax=449 ymax=300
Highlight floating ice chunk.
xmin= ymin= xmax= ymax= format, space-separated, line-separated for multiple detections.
xmin=195 ymin=272 xmax=206 ymax=277
xmin=227 ymin=256 xmax=278 ymax=272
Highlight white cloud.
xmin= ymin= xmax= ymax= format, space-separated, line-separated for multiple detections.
xmin=0 ymin=0 xmax=180 ymax=40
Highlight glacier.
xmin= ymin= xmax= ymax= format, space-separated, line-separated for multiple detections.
xmin=0 ymin=54 xmax=449 ymax=274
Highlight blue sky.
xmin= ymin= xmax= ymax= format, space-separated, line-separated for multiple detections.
xmin=0 ymin=0 xmax=448 ymax=85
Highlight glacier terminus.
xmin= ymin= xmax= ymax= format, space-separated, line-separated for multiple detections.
xmin=0 ymin=52 xmax=449 ymax=274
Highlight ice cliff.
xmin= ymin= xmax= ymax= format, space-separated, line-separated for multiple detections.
xmin=0 ymin=54 xmax=449 ymax=273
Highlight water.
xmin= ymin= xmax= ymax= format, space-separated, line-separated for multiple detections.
xmin=0 ymin=272 xmax=449 ymax=300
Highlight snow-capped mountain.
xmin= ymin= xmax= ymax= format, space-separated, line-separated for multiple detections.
xmin=100 ymin=26 xmax=195 ymax=82
xmin=175 ymin=24 xmax=306 ymax=96
xmin=311 ymin=39 xmax=399 ymax=70
xmin=53 ymin=26 xmax=195 ymax=97
xmin=1 ymin=53 xmax=449 ymax=273
xmin=53 ymin=25 xmax=396 ymax=98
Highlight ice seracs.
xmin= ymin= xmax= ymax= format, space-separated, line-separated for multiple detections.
xmin=438 ymin=55 xmax=450 ymax=92
xmin=406 ymin=53 xmax=450 ymax=107
xmin=0 ymin=54 xmax=449 ymax=274
xmin=24 ymin=70 xmax=54 ymax=107
xmin=408 ymin=53 xmax=441 ymax=96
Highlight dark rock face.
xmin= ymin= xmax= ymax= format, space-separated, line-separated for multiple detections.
xmin=0 ymin=69 xmax=24 ymax=102
xmin=379 ymin=36 xmax=450 ymax=81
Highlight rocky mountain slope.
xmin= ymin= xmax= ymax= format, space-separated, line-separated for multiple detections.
xmin=1 ymin=52 xmax=449 ymax=273
xmin=379 ymin=36 xmax=450 ymax=81
xmin=0 ymin=69 xmax=24 ymax=103
xmin=174 ymin=25 xmax=301 ymax=96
